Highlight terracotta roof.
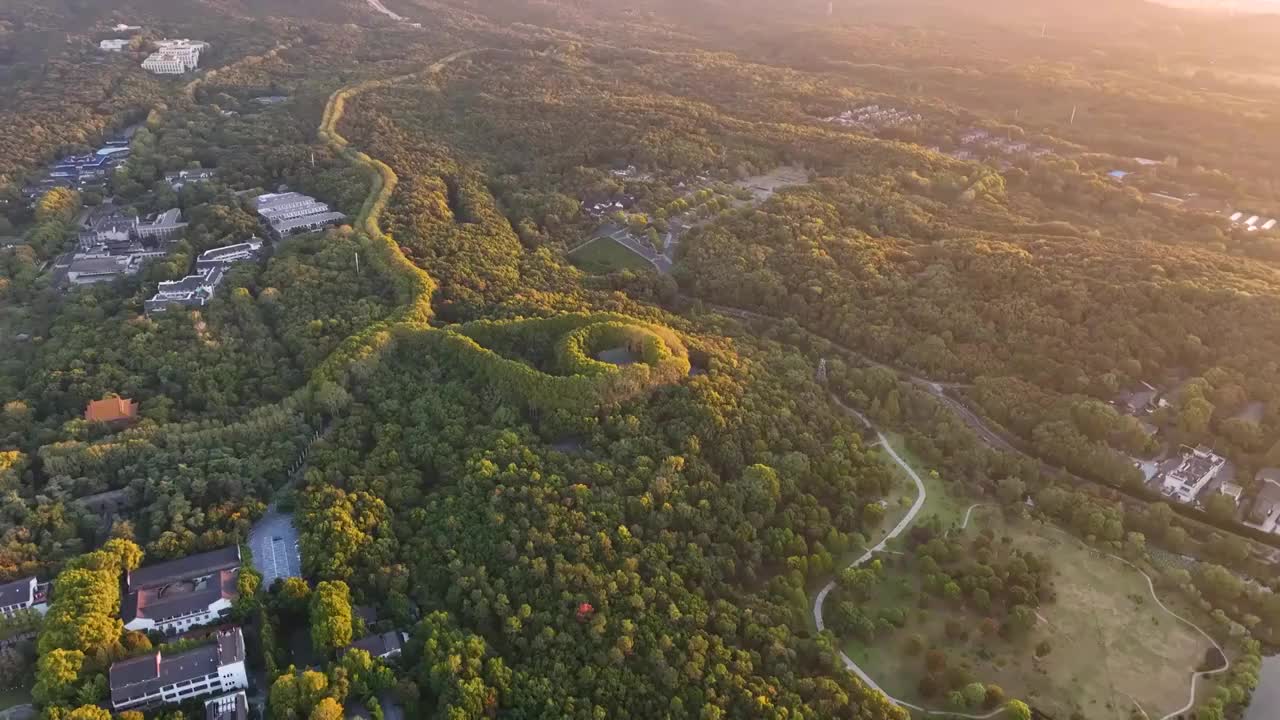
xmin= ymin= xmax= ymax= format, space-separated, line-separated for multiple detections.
xmin=85 ymin=397 xmax=139 ymax=423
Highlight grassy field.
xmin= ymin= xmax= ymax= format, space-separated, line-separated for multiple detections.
xmin=843 ymin=510 xmax=1211 ymax=720
xmin=567 ymin=237 xmax=653 ymax=274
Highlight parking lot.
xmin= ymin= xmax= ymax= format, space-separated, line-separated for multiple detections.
xmin=248 ymin=508 xmax=303 ymax=585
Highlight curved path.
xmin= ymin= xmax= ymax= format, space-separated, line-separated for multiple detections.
xmin=1091 ymin=549 xmax=1229 ymax=720
xmin=814 ymin=396 xmax=1005 ymax=719
xmin=816 ymin=395 xmax=1226 ymax=720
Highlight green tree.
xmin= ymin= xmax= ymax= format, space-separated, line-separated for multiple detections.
xmin=1006 ymin=699 xmax=1032 ymax=720
xmin=311 ymin=581 xmax=354 ymax=655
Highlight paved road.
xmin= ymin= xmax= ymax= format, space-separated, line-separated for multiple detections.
xmin=813 ymin=396 xmax=1006 ymax=718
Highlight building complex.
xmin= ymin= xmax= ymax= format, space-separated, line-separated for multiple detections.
xmin=145 ymin=239 xmax=262 ymax=315
xmin=254 ymin=192 xmax=347 ymax=238
xmin=142 ymin=39 xmax=209 ymax=75
xmin=123 ymin=545 xmax=241 ymax=635
xmin=109 ymin=627 xmax=247 ymax=711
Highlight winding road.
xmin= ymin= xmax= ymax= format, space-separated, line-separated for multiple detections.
xmin=814 ymin=397 xmax=1006 ymax=718
xmin=813 ymin=394 xmax=1228 ymax=720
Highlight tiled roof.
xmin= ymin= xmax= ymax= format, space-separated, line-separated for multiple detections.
xmin=128 ymin=546 xmax=241 ymax=593
xmin=85 ymin=397 xmax=139 ymax=423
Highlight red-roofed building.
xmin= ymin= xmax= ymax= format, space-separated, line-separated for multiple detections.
xmin=85 ymin=397 xmax=139 ymax=424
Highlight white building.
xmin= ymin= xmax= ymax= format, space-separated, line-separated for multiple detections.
xmin=100 ymin=39 xmax=130 ymax=51
xmin=134 ymin=209 xmax=188 ymax=242
xmin=142 ymin=40 xmax=208 ymax=75
xmin=123 ymin=546 xmax=241 ymax=634
xmin=205 ymin=690 xmax=249 ymax=720
xmin=110 ymin=628 xmax=247 ymax=711
xmin=0 ymin=577 xmax=49 ymax=617
xmin=113 ymin=23 xmax=142 ymax=32
xmin=254 ymin=192 xmax=347 ymax=238
xmin=1160 ymin=446 xmax=1227 ymax=504
xmin=195 ymin=239 xmax=263 ymax=271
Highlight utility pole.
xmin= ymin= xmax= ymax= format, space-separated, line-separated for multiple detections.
xmin=354 ymin=252 xmax=359 ymax=274
xmin=1069 ymin=105 xmax=1077 ymax=125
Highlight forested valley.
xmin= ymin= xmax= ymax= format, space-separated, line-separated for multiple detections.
xmin=1 ymin=0 xmax=1279 ymax=719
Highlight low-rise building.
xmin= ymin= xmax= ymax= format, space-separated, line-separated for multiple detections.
xmin=144 ymin=267 xmax=224 ymax=315
xmin=205 ymin=690 xmax=249 ymax=720
xmin=1218 ymin=482 xmax=1244 ymax=506
xmin=1116 ymin=381 xmax=1161 ymax=415
xmin=85 ymin=397 xmax=139 ymax=425
xmin=110 ymin=627 xmax=247 ymax=711
xmin=166 ymin=169 xmax=218 ymax=191
xmin=1247 ymin=469 xmax=1280 ymax=533
xmin=67 ymin=254 xmax=131 ymax=285
xmin=0 ymin=577 xmax=49 ymax=617
xmin=124 ymin=546 xmax=241 ymax=635
xmin=345 ymin=631 xmax=407 ymax=661
xmin=100 ymin=39 xmax=130 ymax=51
xmin=1159 ymin=445 xmax=1227 ymax=504
xmin=134 ymin=209 xmax=188 ymax=242
xmin=254 ymin=192 xmax=346 ymax=238
xmin=195 ymin=239 xmax=263 ymax=271
xmin=142 ymin=39 xmax=208 ymax=75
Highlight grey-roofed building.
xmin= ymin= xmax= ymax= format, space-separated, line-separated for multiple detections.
xmin=110 ymin=627 xmax=247 ymax=711
xmin=345 ymin=631 xmax=406 ymax=660
xmin=0 ymin=577 xmax=48 ymax=617
xmin=195 ymin=239 xmax=263 ymax=271
xmin=144 ymin=267 xmax=225 ymax=315
xmin=1247 ymin=469 xmax=1280 ymax=533
xmin=129 ymin=545 xmax=241 ymax=593
xmin=67 ymin=254 xmax=131 ymax=285
xmin=254 ymin=192 xmax=346 ymax=238
xmin=1116 ymin=381 xmax=1160 ymax=415
xmin=271 ymin=211 xmax=347 ymax=237
xmin=134 ymin=209 xmax=188 ymax=242
xmin=205 ymin=689 xmax=249 ymax=720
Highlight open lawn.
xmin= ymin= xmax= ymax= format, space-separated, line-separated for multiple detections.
xmin=843 ymin=510 xmax=1212 ymax=720
xmin=567 ymin=236 xmax=653 ymax=274
xmin=881 ymin=433 xmax=971 ymax=547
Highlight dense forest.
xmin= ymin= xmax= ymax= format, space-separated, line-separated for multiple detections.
xmin=1 ymin=0 xmax=1279 ymax=718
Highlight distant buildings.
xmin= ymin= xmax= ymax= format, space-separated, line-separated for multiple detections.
xmin=85 ymin=397 xmax=139 ymax=425
xmin=124 ymin=546 xmax=241 ymax=635
xmin=1159 ymin=445 xmax=1228 ymax=504
xmin=1226 ymin=209 xmax=1278 ymax=233
xmin=100 ymin=39 xmax=130 ymax=51
xmin=166 ymin=168 xmax=218 ymax=191
xmin=142 ymin=39 xmax=208 ymax=75
xmin=1247 ymin=469 xmax=1280 ymax=534
xmin=67 ymin=254 xmax=135 ymax=285
xmin=145 ymin=239 xmax=262 ymax=315
xmin=254 ymin=192 xmax=347 ymax=238
xmin=109 ymin=627 xmax=247 ymax=711
xmin=824 ymin=105 xmax=922 ymax=130
xmin=27 ymin=141 xmax=131 ymax=198
xmin=0 ymin=577 xmax=49 ymax=617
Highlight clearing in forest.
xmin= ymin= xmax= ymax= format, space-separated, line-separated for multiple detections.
xmin=567 ymin=236 xmax=654 ymax=274
xmin=841 ymin=508 xmax=1212 ymax=720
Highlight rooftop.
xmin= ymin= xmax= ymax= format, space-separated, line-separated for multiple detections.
xmin=346 ymin=631 xmax=404 ymax=658
xmin=85 ymin=397 xmax=139 ymax=424
xmin=0 ymin=577 xmax=35 ymax=608
xmin=128 ymin=545 xmax=241 ymax=593
xmin=123 ymin=568 xmax=238 ymax=624
xmin=110 ymin=628 xmax=244 ymax=705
